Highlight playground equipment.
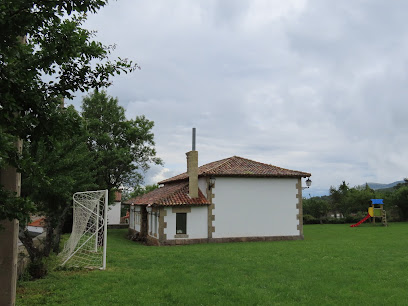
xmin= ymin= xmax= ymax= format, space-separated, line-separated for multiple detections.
xmin=350 ymin=199 xmax=387 ymax=227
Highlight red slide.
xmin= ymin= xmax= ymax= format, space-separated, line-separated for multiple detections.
xmin=350 ymin=213 xmax=371 ymax=227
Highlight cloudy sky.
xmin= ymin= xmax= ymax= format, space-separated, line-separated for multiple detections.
xmin=69 ymin=0 xmax=408 ymax=196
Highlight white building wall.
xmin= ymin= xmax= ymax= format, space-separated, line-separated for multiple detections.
xmin=164 ymin=206 xmax=208 ymax=239
xmin=129 ymin=206 xmax=135 ymax=229
xmin=198 ymin=177 xmax=207 ymax=195
xmin=133 ymin=206 xmax=141 ymax=232
xmin=107 ymin=201 xmax=121 ymax=225
xmin=213 ymin=177 xmax=299 ymax=238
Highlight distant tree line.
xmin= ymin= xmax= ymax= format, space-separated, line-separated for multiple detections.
xmin=303 ymin=179 xmax=408 ymax=224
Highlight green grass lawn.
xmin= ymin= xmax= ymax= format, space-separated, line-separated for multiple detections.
xmin=17 ymin=223 xmax=408 ymax=305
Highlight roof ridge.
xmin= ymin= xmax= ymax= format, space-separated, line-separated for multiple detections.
xmin=201 ymin=156 xmax=234 ymax=175
xmin=232 ymin=155 xmax=303 ymax=173
xmin=158 ymin=155 xmax=310 ymax=184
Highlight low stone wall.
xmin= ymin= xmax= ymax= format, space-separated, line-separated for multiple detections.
xmin=127 ymin=228 xmax=303 ymax=246
xmin=161 ymin=235 xmax=304 ymax=246
xmin=145 ymin=235 xmax=160 ymax=246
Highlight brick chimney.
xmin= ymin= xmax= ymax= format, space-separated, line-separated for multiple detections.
xmin=186 ymin=128 xmax=198 ymax=198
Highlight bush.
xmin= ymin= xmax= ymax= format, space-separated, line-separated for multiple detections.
xmin=28 ymin=259 xmax=47 ymax=280
xmin=342 ymin=212 xmax=368 ymax=224
xmin=303 ymin=214 xmax=320 ymax=224
xmin=326 ymin=217 xmax=346 ymax=224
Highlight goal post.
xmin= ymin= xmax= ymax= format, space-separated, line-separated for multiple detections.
xmin=59 ymin=190 xmax=108 ymax=270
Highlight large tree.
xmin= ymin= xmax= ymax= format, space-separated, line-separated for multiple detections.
xmin=390 ymin=185 xmax=408 ymax=220
xmin=303 ymin=197 xmax=330 ymax=224
xmin=20 ymin=106 xmax=96 ymax=278
xmin=82 ymin=90 xmax=162 ymax=195
xmin=0 ymin=0 xmax=137 ymax=222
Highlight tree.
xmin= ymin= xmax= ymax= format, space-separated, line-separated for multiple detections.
xmin=82 ymin=90 xmax=162 ymax=195
xmin=329 ymin=181 xmax=351 ymax=216
xmin=390 ymin=185 xmax=408 ymax=220
xmin=347 ymin=184 xmax=376 ymax=214
xmin=129 ymin=184 xmax=159 ymax=199
xmin=0 ymin=0 xmax=137 ymax=222
xmin=20 ymin=106 xmax=96 ymax=278
xmin=303 ymin=197 xmax=330 ymax=224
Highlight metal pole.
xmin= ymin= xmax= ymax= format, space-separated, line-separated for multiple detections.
xmin=102 ymin=189 xmax=108 ymax=270
xmin=192 ymin=127 xmax=196 ymax=151
xmin=95 ymin=197 xmax=99 ymax=252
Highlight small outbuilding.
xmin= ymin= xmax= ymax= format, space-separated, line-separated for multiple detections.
xmin=107 ymin=190 xmax=123 ymax=225
xmin=126 ymin=147 xmax=311 ymax=246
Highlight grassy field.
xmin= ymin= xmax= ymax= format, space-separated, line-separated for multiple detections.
xmin=17 ymin=223 xmax=408 ymax=305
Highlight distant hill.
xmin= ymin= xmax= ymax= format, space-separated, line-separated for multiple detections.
xmin=364 ymin=181 xmax=405 ymax=190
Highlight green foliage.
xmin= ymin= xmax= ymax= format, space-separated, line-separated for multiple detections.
xmin=312 ymin=179 xmax=408 ymax=222
xmin=329 ymin=181 xmax=351 ymax=216
xmin=16 ymin=225 xmax=408 ymax=305
xmin=0 ymin=188 xmax=34 ymax=227
xmin=329 ymin=181 xmax=376 ymax=216
xmin=22 ymin=106 xmax=96 ymax=217
xmin=18 ymin=106 xmax=96 ymax=277
xmin=82 ymin=90 xmax=162 ymax=191
xmin=302 ymin=214 xmax=319 ymax=224
xmin=303 ymin=197 xmax=330 ymax=223
xmin=1 ymin=0 xmax=136 ymax=223
xmin=389 ymin=185 xmax=408 ymax=220
xmin=129 ymin=184 xmax=159 ymax=199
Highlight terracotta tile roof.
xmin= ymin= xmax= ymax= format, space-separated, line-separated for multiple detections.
xmin=159 ymin=156 xmax=311 ymax=184
xmin=125 ymin=181 xmax=210 ymax=206
xmin=28 ymin=217 xmax=46 ymax=227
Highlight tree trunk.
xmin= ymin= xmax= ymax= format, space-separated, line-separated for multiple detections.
xmin=18 ymin=227 xmax=48 ymax=279
xmin=18 ymin=227 xmax=41 ymax=263
xmin=43 ymin=221 xmax=54 ymax=257
xmin=53 ymin=204 xmax=71 ymax=254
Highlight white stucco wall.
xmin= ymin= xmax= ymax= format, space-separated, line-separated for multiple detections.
xmin=198 ymin=177 xmax=207 ymax=195
xmin=107 ymin=201 xmax=121 ymax=225
xmin=129 ymin=206 xmax=135 ymax=229
xmin=212 ymin=177 xmax=299 ymax=238
xmin=133 ymin=206 xmax=142 ymax=232
xmin=164 ymin=206 xmax=208 ymax=239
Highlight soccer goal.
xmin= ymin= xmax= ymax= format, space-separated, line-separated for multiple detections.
xmin=60 ymin=190 xmax=108 ymax=270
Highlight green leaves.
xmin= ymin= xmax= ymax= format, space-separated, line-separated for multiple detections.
xmin=1 ymin=0 xmax=137 ymax=223
xmin=0 ymin=188 xmax=35 ymax=227
xmin=389 ymin=185 xmax=408 ymax=220
xmin=82 ymin=90 xmax=162 ymax=191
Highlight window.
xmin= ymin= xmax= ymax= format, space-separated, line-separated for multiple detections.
xmin=176 ymin=213 xmax=187 ymax=234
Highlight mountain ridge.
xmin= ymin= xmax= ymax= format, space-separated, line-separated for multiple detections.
xmin=364 ymin=181 xmax=404 ymax=190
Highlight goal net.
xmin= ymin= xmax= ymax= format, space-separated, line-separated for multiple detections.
xmin=60 ymin=190 xmax=108 ymax=270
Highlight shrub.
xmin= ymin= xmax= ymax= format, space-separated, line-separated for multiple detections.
xmin=326 ymin=217 xmax=346 ymax=224
xmin=303 ymin=214 xmax=320 ymax=224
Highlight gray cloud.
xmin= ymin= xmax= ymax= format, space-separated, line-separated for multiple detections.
xmin=67 ymin=0 xmax=408 ymax=196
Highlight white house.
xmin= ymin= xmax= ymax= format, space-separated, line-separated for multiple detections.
xmin=27 ymin=216 xmax=45 ymax=237
xmin=107 ymin=191 xmax=122 ymax=225
xmin=125 ymin=151 xmax=311 ymax=246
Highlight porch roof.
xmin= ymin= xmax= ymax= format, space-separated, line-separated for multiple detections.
xmin=125 ymin=181 xmax=210 ymax=206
